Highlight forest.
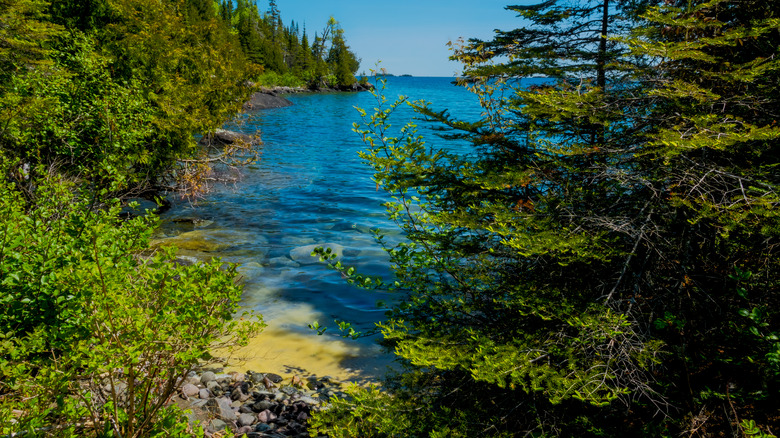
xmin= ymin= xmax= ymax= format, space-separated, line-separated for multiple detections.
xmin=220 ymin=0 xmax=362 ymax=89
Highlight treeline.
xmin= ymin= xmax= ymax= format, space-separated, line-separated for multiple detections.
xmin=1 ymin=0 xmax=264 ymax=436
xmin=309 ymin=0 xmax=780 ymax=437
xmin=221 ymin=0 xmax=362 ymax=88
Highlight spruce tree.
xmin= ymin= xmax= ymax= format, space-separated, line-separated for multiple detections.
xmin=311 ymin=0 xmax=780 ymax=436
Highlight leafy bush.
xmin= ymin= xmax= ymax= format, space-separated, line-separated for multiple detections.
xmin=255 ymin=71 xmax=305 ymax=88
xmin=0 ymin=167 xmax=263 ymax=437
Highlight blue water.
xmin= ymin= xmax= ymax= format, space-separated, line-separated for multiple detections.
xmin=159 ymin=77 xmax=486 ymax=378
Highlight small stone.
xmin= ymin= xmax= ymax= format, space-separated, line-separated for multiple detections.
xmin=253 ymin=400 xmax=274 ymax=412
xmin=264 ymin=373 xmax=283 ymax=383
xmin=200 ymin=371 xmax=217 ymax=385
xmin=236 ymin=425 xmax=253 ymax=436
xmin=239 ymin=413 xmax=257 ymax=427
xmin=297 ymin=396 xmax=319 ymax=406
xmin=263 ymin=376 xmax=277 ymax=389
xmin=199 ymin=388 xmax=211 ymax=399
xmin=321 ymin=376 xmax=341 ymax=387
xmin=248 ymin=372 xmax=265 ymax=384
xmin=181 ymin=383 xmax=200 ymax=397
xmin=206 ymin=380 xmax=220 ymax=391
xmin=257 ymin=409 xmax=277 ymax=423
xmin=253 ymin=390 xmax=276 ymax=400
xmin=239 ymin=404 xmax=255 ymax=414
xmin=206 ymin=397 xmax=237 ymax=422
xmin=280 ymin=386 xmax=298 ymax=396
xmin=231 ymin=387 xmax=244 ymax=401
xmin=255 ymin=423 xmax=272 ymax=432
xmin=208 ymin=419 xmax=227 ymax=432
xmin=290 ymin=375 xmax=305 ymax=388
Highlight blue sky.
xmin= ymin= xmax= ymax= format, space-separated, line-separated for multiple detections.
xmin=269 ymin=1 xmax=526 ymax=77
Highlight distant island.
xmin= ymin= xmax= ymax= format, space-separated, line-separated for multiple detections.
xmin=363 ymin=73 xmax=413 ymax=78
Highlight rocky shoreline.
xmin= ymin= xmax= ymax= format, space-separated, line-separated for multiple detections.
xmin=174 ymin=368 xmax=347 ymax=438
xmin=174 ymin=82 xmax=380 ymax=438
xmin=242 ymin=83 xmax=374 ymax=111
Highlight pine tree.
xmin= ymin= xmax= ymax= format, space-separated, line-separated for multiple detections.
xmin=267 ymin=0 xmax=280 ymax=38
xmin=219 ymin=0 xmax=233 ymax=22
xmin=299 ymin=27 xmax=312 ymax=74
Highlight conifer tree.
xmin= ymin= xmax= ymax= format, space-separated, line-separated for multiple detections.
xmin=219 ymin=0 xmax=232 ymax=22
xmin=311 ymin=0 xmax=780 ymax=436
xmin=267 ymin=0 xmax=280 ymax=37
xmin=327 ymin=25 xmax=357 ymax=87
xmin=299 ymin=27 xmax=312 ymax=74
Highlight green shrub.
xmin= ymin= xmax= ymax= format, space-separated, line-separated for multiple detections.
xmin=255 ymin=71 xmax=305 ymax=88
xmin=0 ymin=167 xmax=263 ymax=437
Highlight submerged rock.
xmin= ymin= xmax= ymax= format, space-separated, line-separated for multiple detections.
xmin=289 ymin=243 xmax=345 ymax=265
xmin=150 ymin=229 xmax=256 ymax=253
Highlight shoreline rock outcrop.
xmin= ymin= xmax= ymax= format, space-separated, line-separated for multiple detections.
xmin=243 ymin=90 xmax=295 ymax=111
xmin=198 ymin=129 xmax=261 ymax=147
xmin=242 ymin=82 xmax=375 ymax=111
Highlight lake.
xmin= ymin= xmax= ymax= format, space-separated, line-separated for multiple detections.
xmin=158 ymin=76 xmax=486 ymax=382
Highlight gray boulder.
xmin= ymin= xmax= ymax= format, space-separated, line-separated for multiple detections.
xmin=199 ymin=129 xmax=260 ymax=146
xmin=243 ymin=92 xmax=294 ymax=110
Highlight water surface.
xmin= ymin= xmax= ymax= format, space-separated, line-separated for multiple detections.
xmin=159 ymin=77 xmax=485 ymax=381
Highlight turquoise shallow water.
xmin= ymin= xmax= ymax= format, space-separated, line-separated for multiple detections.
xmin=158 ymin=77 xmax=484 ymax=380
